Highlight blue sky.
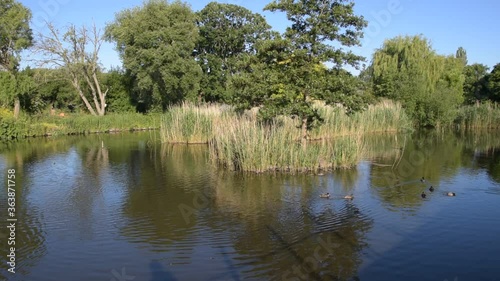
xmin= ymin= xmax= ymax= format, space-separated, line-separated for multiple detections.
xmin=19 ymin=0 xmax=500 ymax=75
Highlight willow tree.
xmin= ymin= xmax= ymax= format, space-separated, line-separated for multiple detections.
xmin=233 ymin=0 xmax=366 ymax=147
xmin=372 ymin=35 xmax=464 ymax=127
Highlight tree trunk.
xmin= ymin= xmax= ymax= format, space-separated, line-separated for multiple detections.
xmin=13 ymin=97 xmax=20 ymax=119
xmin=301 ymin=116 xmax=308 ymax=149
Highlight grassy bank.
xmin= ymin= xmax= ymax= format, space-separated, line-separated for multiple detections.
xmin=0 ymin=109 xmax=160 ymax=141
xmin=160 ymin=101 xmax=410 ymax=173
xmin=454 ymin=102 xmax=500 ymax=129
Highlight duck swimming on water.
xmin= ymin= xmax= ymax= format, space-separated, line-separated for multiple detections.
xmin=446 ymin=192 xmax=456 ymax=197
xmin=344 ymin=194 xmax=354 ymax=200
xmin=320 ymin=193 xmax=330 ymax=199
xmin=421 ymin=192 xmax=427 ymax=199
xmin=420 ymin=177 xmax=426 ymax=183
xmin=429 ymin=186 xmax=435 ymax=192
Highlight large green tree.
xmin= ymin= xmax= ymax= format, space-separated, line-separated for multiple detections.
xmin=232 ymin=0 xmax=367 ymax=146
xmin=0 ymin=0 xmax=32 ymax=71
xmin=195 ymin=2 xmax=273 ymax=102
xmin=105 ymin=0 xmax=201 ymax=112
xmin=0 ymin=0 xmax=33 ymax=118
xmin=371 ymin=35 xmax=464 ymax=127
xmin=462 ymin=63 xmax=489 ymax=104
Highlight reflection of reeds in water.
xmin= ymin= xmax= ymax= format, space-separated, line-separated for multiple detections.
xmin=160 ymin=143 xmax=211 ymax=183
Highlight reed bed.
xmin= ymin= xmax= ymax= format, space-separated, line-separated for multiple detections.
xmin=454 ymin=102 xmax=500 ymax=129
xmin=209 ymin=116 xmax=363 ymax=173
xmin=159 ymin=100 xmax=411 ymax=173
xmin=311 ymin=99 xmax=412 ymax=139
xmin=160 ymin=102 xmax=233 ymax=143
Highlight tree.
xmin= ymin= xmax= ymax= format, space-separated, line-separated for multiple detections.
xmin=488 ymin=63 xmax=500 ymax=102
xmin=456 ymin=47 xmax=467 ymax=66
xmin=371 ymin=35 xmax=464 ymax=127
xmin=101 ymin=68 xmax=135 ymax=113
xmin=233 ymin=0 xmax=367 ymax=146
xmin=0 ymin=0 xmax=32 ymax=71
xmin=462 ymin=63 xmax=489 ymax=103
xmin=195 ymin=2 xmax=273 ymax=102
xmin=105 ymin=0 xmax=201 ymax=112
xmin=34 ymin=23 xmax=108 ymax=116
xmin=0 ymin=0 xmax=33 ymax=118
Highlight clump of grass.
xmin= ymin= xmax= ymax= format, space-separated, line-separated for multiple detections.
xmin=455 ymin=102 xmax=500 ymax=129
xmin=311 ymin=99 xmax=413 ymax=139
xmin=160 ymin=102 xmax=233 ymax=143
xmin=209 ymin=115 xmax=363 ymax=173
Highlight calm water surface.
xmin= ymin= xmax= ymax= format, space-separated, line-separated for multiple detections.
xmin=0 ymin=131 xmax=499 ymax=281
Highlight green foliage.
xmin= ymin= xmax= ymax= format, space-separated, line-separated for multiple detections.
xmin=0 ymin=71 xmax=17 ymax=106
xmin=196 ymin=2 xmax=273 ymax=103
xmin=455 ymin=47 xmax=467 ymax=66
xmin=231 ymin=0 xmax=367 ymax=143
xmin=105 ymin=0 xmax=202 ymax=112
xmin=0 ymin=107 xmax=21 ymax=141
xmin=488 ymin=63 xmax=500 ymax=102
xmin=0 ymin=0 xmax=32 ymax=71
xmin=371 ymin=35 xmax=465 ymax=127
xmin=102 ymin=69 xmax=135 ymax=113
xmin=462 ymin=63 xmax=490 ymax=103
xmin=1 ymin=113 xmax=159 ymax=139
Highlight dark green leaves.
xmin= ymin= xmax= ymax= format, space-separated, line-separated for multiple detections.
xmin=0 ymin=0 xmax=33 ymax=71
xmin=105 ymin=0 xmax=201 ymax=111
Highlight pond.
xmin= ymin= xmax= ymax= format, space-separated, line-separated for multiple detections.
xmin=0 ymin=130 xmax=499 ymax=281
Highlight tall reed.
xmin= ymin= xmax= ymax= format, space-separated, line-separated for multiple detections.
xmin=160 ymin=102 xmax=233 ymax=143
xmin=209 ymin=115 xmax=363 ymax=173
xmin=455 ymin=102 xmax=500 ymax=129
xmin=311 ymin=99 xmax=412 ymax=139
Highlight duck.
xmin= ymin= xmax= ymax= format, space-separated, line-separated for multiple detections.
xmin=319 ymin=192 xmax=330 ymax=199
xmin=446 ymin=192 xmax=456 ymax=197
xmin=429 ymin=186 xmax=434 ymax=192
xmin=420 ymin=177 xmax=426 ymax=183
xmin=344 ymin=194 xmax=354 ymax=200
xmin=421 ymin=192 xmax=427 ymax=199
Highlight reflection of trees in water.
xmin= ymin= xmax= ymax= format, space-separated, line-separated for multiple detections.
xmin=68 ymin=140 xmax=110 ymax=240
xmin=369 ymin=130 xmax=500 ymax=210
xmin=210 ymin=171 xmax=373 ymax=280
xmin=0 ymin=148 xmax=50 ymax=278
xmin=119 ymin=144 xmax=213 ymax=253
xmin=475 ymin=148 xmax=500 ymax=183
